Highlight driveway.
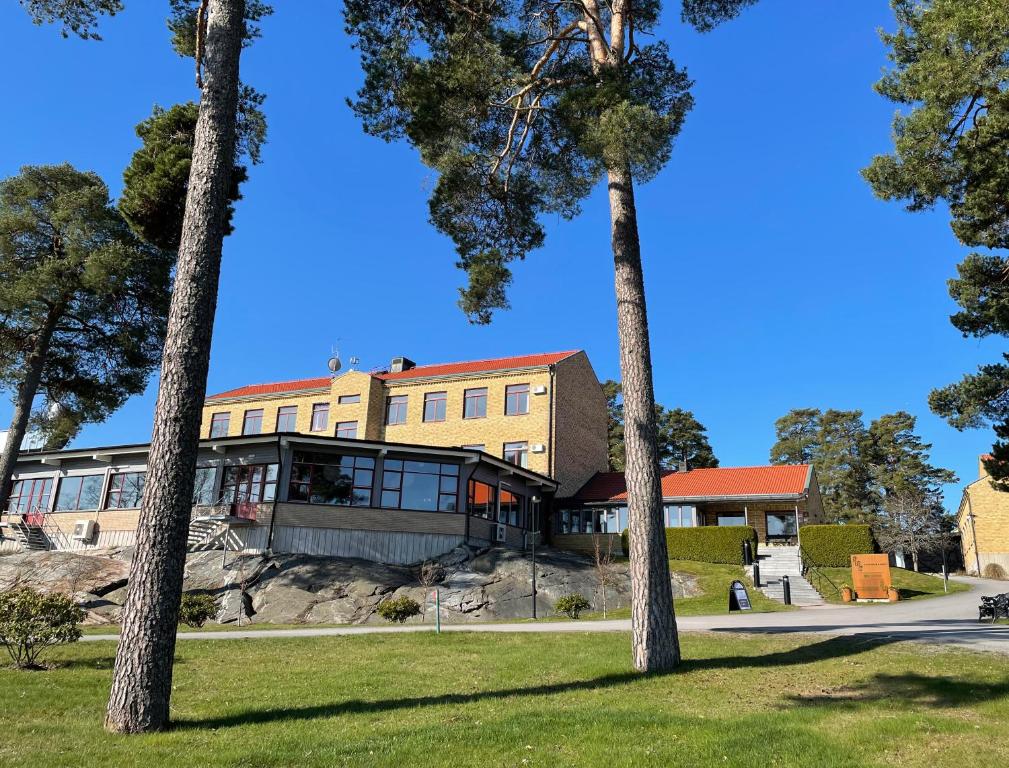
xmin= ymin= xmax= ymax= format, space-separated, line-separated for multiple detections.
xmin=82 ymin=575 xmax=1009 ymax=653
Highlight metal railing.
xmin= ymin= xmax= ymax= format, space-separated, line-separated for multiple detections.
xmin=798 ymin=542 xmax=842 ymax=600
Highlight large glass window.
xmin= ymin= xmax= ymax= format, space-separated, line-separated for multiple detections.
xmin=335 ymin=421 xmax=358 ymax=439
xmin=767 ymin=513 xmax=797 ymax=537
xmin=106 ymin=472 xmax=146 ymax=509
xmin=221 ymin=464 xmax=278 ymax=504
xmin=423 ymin=391 xmax=447 ymax=422
xmin=242 ymin=409 xmax=264 ymax=435
xmin=503 ymin=441 xmax=529 ymax=468
xmin=275 ymin=406 xmax=298 ymax=432
xmin=463 ymin=388 xmax=487 ymax=419
xmin=386 ymin=395 xmax=408 ymax=425
xmin=467 ymin=479 xmax=496 ymax=519
xmin=55 ymin=474 xmax=104 ymax=511
xmin=717 ymin=512 xmax=746 ymax=527
xmin=209 ymin=412 xmax=230 ymax=438
xmin=310 ymin=403 xmax=329 ymax=432
xmin=288 ymin=451 xmax=373 ymax=506
xmin=664 ymin=505 xmax=696 ymax=528
xmin=505 ymin=383 xmax=530 ymax=415
xmin=192 ymin=467 xmax=218 ymax=505
xmin=499 ymin=488 xmax=526 ymax=528
xmin=6 ymin=477 xmax=53 ymax=514
xmin=382 ymin=459 xmax=458 ymax=512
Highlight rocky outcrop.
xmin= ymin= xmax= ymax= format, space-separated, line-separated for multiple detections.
xmin=0 ymin=544 xmax=701 ymax=626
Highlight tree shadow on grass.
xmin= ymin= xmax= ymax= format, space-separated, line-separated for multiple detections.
xmin=786 ymin=671 xmax=1009 ymax=709
xmin=173 ymin=635 xmax=897 ymax=732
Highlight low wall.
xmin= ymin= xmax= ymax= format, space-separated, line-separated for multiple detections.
xmin=271 ymin=525 xmax=464 ymax=565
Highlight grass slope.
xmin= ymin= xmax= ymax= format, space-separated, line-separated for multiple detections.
xmin=2 ymin=632 xmax=1008 ymax=767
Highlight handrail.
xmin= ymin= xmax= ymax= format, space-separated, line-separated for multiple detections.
xmin=798 ymin=542 xmax=842 ymax=600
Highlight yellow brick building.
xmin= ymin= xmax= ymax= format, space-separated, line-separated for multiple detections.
xmin=957 ymin=456 xmax=1009 ymax=575
xmin=200 ymin=351 xmax=608 ymax=496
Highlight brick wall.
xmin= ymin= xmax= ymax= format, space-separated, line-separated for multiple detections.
xmin=552 ymin=352 xmax=608 ymax=496
xmin=958 ymin=462 xmax=1009 ymax=573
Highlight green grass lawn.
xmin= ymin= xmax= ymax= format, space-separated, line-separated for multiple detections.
xmin=3 ymin=631 xmax=1008 ymax=767
xmin=810 ymin=567 xmax=970 ymax=604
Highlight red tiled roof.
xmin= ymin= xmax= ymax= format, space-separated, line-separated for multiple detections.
xmin=572 ymin=464 xmax=812 ymax=502
xmin=206 ymin=376 xmax=332 ymax=401
xmin=375 ymin=350 xmax=579 ymax=381
xmin=206 ymin=351 xmax=581 ymax=400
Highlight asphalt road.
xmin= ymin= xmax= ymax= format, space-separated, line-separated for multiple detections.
xmin=82 ymin=575 xmax=1009 ymax=653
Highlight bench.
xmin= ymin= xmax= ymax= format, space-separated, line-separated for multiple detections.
xmin=979 ymin=593 xmax=1009 ymax=623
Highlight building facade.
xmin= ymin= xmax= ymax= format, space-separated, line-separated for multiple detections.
xmin=551 ymin=464 xmax=825 ymax=553
xmin=957 ymin=457 xmax=1009 ymax=576
xmin=0 ymin=434 xmax=556 ymax=564
xmin=199 ymin=350 xmax=608 ymax=497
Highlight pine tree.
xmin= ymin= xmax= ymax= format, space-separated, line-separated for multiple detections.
xmin=0 ymin=164 xmax=171 ymax=511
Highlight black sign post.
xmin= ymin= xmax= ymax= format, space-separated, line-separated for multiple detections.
xmin=728 ymin=580 xmax=753 ymax=612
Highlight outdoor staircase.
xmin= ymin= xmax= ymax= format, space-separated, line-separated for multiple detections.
xmin=0 ymin=513 xmax=55 ymax=551
xmin=187 ymin=517 xmax=246 ymax=552
xmin=748 ymin=545 xmax=825 ymax=607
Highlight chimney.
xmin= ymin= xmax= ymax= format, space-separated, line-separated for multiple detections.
xmin=678 ymin=458 xmax=689 ymax=473
xmin=390 ymin=356 xmax=416 ymax=374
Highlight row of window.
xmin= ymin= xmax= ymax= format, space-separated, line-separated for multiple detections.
xmin=389 ymin=383 xmax=531 ymax=425
xmin=208 ymin=383 xmax=536 ymax=438
xmin=210 ymin=404 xmax=358 ymax=439
xmin=555 ymin=505 xmax=698 ymax=535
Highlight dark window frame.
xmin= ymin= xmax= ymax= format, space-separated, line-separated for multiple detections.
xmin=310 ymin=402 xmax=330 ymax=432
xmin=505 ymin=383 xmax=530 ymax=416
xmin=467 ymin=478 xmax=497 ymax=520
xmin=386 ymin=395 xmax=408 ymax=425
xmin=338 ymin=394 xmax=361 ymax=404
xmin=6 ymin=477 xmax=53 ymax=514
xmin=503 ymin=441 xmax=529 ymax=468
xmin=287 ymin=451 xmax=374 ymax=507
xmin=463 ymin=387 xmax=488 ymax=419
xmin=423 ymin=391 xmax=448 ymax=423
xmin=242 ymin=408 xmax=264 ymax=435
xmin=209 ymin=411 xmax=230 ymax=438
xmin=105 ymin=471 xmax=147 ymax=509
xmin=54 ymin=474 xmax=105 ymax=512
xmin=381 ymin=459 xmax=459 ymax=512
xmin=275 ymin=405 xmax=298 ymax=432
xmin=335 ymin=421 xmax=358 ymax=439
xmin=221 ymin=463 xmax=278 ymax=505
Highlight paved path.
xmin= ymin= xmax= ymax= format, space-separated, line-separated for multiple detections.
xmin=83 ymin=575 xmax=1009 ymax=653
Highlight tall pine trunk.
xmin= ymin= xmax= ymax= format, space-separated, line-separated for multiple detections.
xmin=0 ymin=305 xmax=63 ymax=512
xmin=105 ymin=0 xmax=244 ymax=734
xmin=608 ymin=164 xmax=680 ymax=673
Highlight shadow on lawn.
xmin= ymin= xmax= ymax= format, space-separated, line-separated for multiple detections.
xmin=787 ymin=672 xmax=1009 ymax=709
xmin=175 ymin=636 xmax=899 ymax=732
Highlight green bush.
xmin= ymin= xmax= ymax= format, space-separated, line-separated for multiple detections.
xmin=178 ymin=592 xmax=218 ymax=628
xmin=0 ymin=588 xmax=83 ymax=669
xmin=621 ymin=526 xmax=758 ymax=565
xmin=555 ymin=593 xmax=591 ymax=619
xmin=799 ymin=524 xmax=876 ymax=567
xmin=377 ymin=595 xmax=422 ymax=623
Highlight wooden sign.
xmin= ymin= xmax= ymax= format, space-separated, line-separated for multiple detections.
xmin=728 ymin=580 xmax=752 ymax=612
xmin=851 ymin=554 xmax=892 ymax=599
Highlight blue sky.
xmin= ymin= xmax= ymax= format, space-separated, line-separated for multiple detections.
xmin=0 ymin=2 xmax=1000 ymax=508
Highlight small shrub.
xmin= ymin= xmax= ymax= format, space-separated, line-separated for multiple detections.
xmin=377 ymin=595 xmax=422 ymax=623
xmin=982 ymin=563 xmax=1008 ymax=580
xmin=178 ymin=592 xmax=218 ymax=628
xmin=621 ymin=526 xmax=758 ymax=565
xmin=800 ymin=524 xmax=876 ymax=567
xmin=0 ymin=588 xmax=83 ymax=669
xmin=555 ymin=593 xmax=591 ymax=619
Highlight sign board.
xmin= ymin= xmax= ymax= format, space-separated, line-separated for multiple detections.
xmin=728 ymin=580 xmax=752 ymax=612
xmin=851 ymin=554 xmax=892 ymax=599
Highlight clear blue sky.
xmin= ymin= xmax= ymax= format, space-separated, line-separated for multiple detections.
xmin=1 ymin=2 xmax=1000 ymax=508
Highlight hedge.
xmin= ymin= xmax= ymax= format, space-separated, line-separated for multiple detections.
xmin=799 ymin=524 xmax=876 ymax=567
xmin=621 ymin=526 xmax=758 ymax=565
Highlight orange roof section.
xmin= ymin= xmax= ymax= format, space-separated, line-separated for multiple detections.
xmin=206 ymin=350 xmax=581 ymax=400
xmin=573 ymin=464 xmax=812 ymax=502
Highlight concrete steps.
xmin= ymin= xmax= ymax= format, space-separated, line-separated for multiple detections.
xmin=748 ymin=545 xmax=825 ymax=606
